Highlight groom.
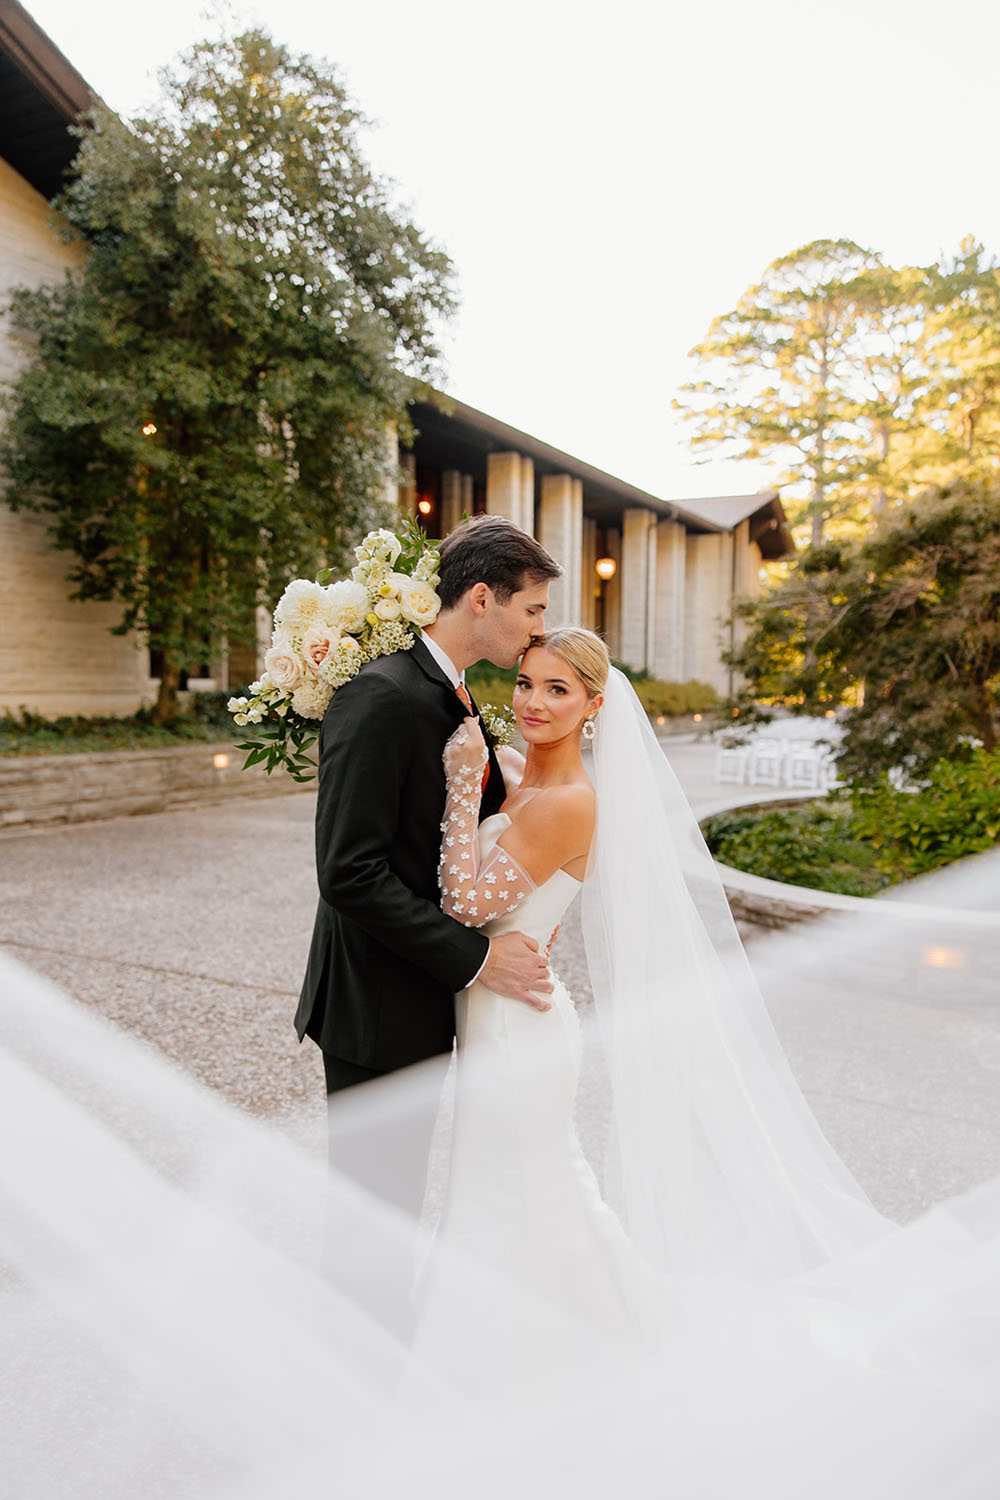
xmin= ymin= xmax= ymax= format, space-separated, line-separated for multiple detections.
xmin=296 ymin=514 xmax=563 ymax=1212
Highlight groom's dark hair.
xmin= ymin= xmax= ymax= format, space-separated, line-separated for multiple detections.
xmin=437 ymin=516 xmax=562 ymax=609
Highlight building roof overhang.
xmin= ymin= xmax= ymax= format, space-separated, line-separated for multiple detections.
xmin=409 ymin=394 xmax=794 ymax=557
xmin=0 ymin=0 xmax=96 ymax=199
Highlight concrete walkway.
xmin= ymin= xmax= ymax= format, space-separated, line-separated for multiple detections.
xmin=2 ymin=736 xmax=999 ymax=1225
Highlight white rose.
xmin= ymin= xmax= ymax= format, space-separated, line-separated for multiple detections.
xmin=264 ymin=637 xmax=305 ymax=692
xmin=357 ymin=528 xmax=402 ymax=567
xmin=397 ymin=577 xmax=441 ymax=628
xmin=373 ymin=596 xmax=402 ymax=621
xmin=273 ymin=579 xmax=328 ymax=635
xmin=291 ymin=678 xmax=333 ymax=720
xmin=301 ymin=623 xmax=341 ymax=674
xmin=323 ymin=579 xmax=370 ymax=634
xmin=413 ymin=550 xmax=441 ymax=583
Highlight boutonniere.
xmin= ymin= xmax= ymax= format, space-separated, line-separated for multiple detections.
xmin=479 ymin=704 xmax=517 ymax=748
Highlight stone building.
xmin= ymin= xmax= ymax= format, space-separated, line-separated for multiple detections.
xmin=403 ymin=398 xmax=791 ymax=695
xmin=0 ymin=0 xmax=792 ymax=718
xmin=0 ymin=0 xmax=161 ymax=716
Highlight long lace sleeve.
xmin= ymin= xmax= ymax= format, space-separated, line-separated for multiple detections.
xmin=439 ymin=723 xmax=535 ymax=927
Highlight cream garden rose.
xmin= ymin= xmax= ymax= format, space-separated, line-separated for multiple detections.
xmin=398 ymin=576 xmax=441 ymax=628
xmin=264 ymin=636 xmax=304 ymax=692
xmin=301 ymin=623 xmax=341 ymax=673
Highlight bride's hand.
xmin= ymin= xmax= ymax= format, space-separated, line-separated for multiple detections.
xmin=444 ymin=718 xmax=488 ymax=783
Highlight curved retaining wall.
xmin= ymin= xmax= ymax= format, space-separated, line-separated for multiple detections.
xmin=696 ymin=790 xmax=1000 ymax=934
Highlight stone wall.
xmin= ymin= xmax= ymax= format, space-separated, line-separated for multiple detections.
xmin=0 ymin=743 xmax=312 ymax=832
xmin=0 ymin=157 xmax=155 ymax=718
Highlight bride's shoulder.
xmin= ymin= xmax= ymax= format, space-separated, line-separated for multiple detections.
xmin=527 ymin=780 xmax=595 ymax=831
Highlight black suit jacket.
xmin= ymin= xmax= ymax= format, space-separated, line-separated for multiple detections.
xmin=295 ymin=638 xmax=506 ymax=1072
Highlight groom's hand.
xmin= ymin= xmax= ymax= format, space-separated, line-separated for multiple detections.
xmin=481 ymin=932 xmax=553 ymax=1012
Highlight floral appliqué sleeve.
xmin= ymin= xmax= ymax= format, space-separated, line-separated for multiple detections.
xmin=439 ymin=722 xmax=535 ymax=927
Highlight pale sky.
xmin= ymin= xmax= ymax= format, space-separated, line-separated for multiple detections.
xmin=23 ymin=0 xmax=1000 ymax=502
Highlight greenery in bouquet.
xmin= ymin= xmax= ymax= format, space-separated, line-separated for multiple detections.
xmin=229 ymin=520 xmax=441 ymax=780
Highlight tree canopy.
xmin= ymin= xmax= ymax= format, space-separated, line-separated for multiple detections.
xmin=2 ymin=28 xmax=454 ymax=719
xmin=728 ymin=478 xmax=1000 ymax=782
xmin=676 ymin=236 xmax=1000 ymax=544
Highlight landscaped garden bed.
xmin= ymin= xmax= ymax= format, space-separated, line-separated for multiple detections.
xmin=703 ymin=747 xmax=1000 ymax=896
xmin=0 ymin=693 xmax=240 ymax=757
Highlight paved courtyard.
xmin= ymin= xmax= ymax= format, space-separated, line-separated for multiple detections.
xmin=2 ymin=733 xmax=999 ymax=1225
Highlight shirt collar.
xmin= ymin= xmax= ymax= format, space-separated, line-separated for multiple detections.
xmin=420 ymin=631 xmax=463 ymax=689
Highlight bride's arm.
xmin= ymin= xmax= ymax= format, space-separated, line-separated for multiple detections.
xmin=440 ymin=722 xmax=594 ymax=929
xmin=440 ymin=721 xmax=535 ymax=926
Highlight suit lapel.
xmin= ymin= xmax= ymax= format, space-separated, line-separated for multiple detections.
xmin=409 ymin=640 xmax=507 ymax=812
xmin=409 ymin=635 xmax=458 ymax=695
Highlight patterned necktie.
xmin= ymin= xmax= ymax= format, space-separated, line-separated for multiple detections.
xmin=455 ymin=681 xmax=490 ymax=792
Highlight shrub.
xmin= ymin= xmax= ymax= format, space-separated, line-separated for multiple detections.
xmin=0 ymin=697 xmax=242 ymax=756
xmin=850 ymin=748 xmax=1000 ymax=878
xmin=466 ymin=663 xmax=718 ymax=719
xmin=631 ymin=678 xmax=719 ymax=717
xmin=701 ymin=800 xmax=892 ymax=897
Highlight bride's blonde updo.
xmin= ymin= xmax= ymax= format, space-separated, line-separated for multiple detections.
xmin=531 ymin=627 xmax=610 ymax=699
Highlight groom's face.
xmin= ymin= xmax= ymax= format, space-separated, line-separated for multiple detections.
xmin=480 ymin=577 xmax=550 ymax=669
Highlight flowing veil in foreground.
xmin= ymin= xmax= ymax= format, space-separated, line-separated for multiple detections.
xmin=3 ymin=678 xmax=1000 ymax=1497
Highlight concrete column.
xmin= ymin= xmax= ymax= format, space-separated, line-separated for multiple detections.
xmin=383 ymin=423 xmax=400 ymax=513
xmin=581 ymin=516 xmax=598 ymax=631
xmin=727 ymin=519 xmax=763 ymax=688
xmin=683 ymin=533 xmax=732 ymax=694
xmin=486 ymin=452 xmax=523 ymax=525
xmin=538 ymin=473 xmax=582 ymax=628
xmin=602 ymin=527 xmax=622 ymax=660
xmin=398 ymin=452 xmax=416 ymax=517
xmin=519 ymin=457 xmax=535 ymax=535
xmin=652 ymin=519 xmax=686 ymax=682
xmin=441 ymin=470 xmax=463 ymax=536
xmin=620 ymin=508 xmax=657 ymax=672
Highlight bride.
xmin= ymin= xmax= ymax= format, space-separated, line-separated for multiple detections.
xmin=3 ymin=629 xmax=1000 ymax=1498
xmin=430 ymin=627 xmax=883 ymax=1313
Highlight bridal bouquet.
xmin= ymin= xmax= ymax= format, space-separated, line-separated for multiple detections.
xmin=228 ymin=520 xmax=442 ymax=781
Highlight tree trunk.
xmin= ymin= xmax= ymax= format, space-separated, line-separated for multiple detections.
xmin=152 ymin=654 xmax=181 ymax=724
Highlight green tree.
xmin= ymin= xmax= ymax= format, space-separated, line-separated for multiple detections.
xmin=2 ymin=28 xmax=454 ymax=721
xmin=839 ymin=261 xmax=930 ymax=520
xmin=675 ymin=238 xmax=882 ymax=545
xmin=921 ymin=238 xmax=1000 ymax=473
xmin=728 ymin=479 xmax=1000 ymax=781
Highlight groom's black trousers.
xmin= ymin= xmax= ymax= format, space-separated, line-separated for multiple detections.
xmin=323 ymin=1050 xmax=450 ymax=1220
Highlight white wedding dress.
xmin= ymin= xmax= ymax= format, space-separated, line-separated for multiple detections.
xmin=416 ymin=814 xmax=660 ymax=1385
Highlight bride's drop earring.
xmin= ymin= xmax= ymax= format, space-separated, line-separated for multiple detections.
xmin=581 ymin=716 xmax=596 ymax=742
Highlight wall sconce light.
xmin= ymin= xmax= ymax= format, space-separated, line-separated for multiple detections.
xmin=595 ymin=557 xmax=616 ymax=581
xmin=212 ymin=752 xmax=230 ymax=770
xmin=417 ymin=499 xmax=433 ymax=516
